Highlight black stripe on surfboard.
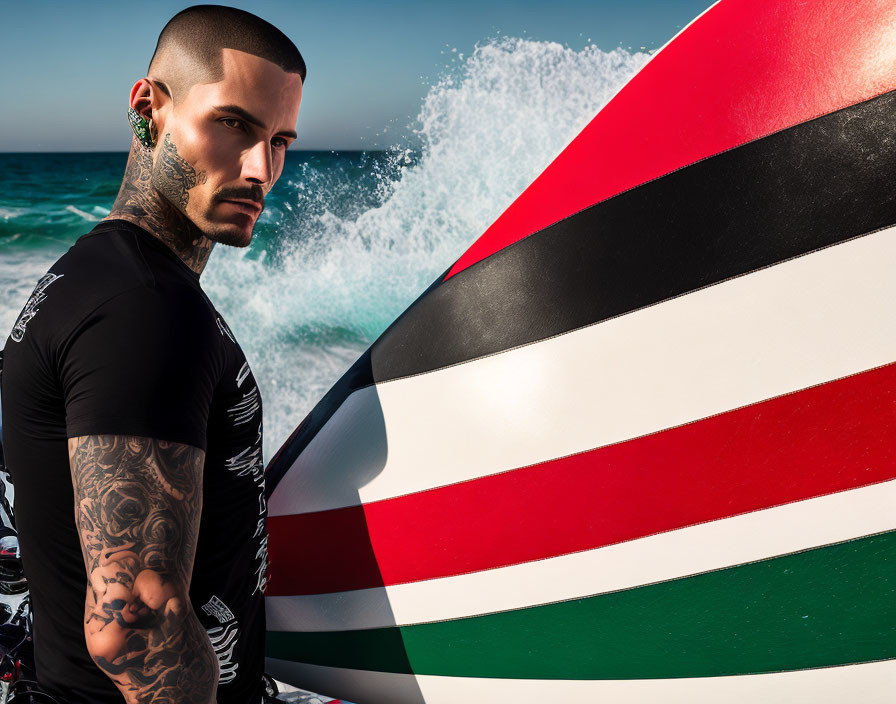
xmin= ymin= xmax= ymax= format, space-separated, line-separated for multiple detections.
xmin=266 ymin=90 xmax=896 ymax=495
xmin=370 ymin=89 xmax=896 ymax=380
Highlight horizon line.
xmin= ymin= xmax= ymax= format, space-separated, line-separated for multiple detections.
xmin=0 ymin=148 xmax=399 ymax=155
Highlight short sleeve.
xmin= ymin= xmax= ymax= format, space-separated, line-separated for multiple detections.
xmin=61 ymin=285 xmax=221 ymax=452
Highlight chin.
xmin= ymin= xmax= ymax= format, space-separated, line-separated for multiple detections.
xmin=205 ymin=223 xmax=253 ymax=248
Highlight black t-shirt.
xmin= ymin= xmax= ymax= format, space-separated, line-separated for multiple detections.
xmin=0 ymin=219 xmax=268 ymax=704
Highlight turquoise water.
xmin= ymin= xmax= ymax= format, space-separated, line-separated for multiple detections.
xmin=0 ymin=37 xmax=650 ymax=468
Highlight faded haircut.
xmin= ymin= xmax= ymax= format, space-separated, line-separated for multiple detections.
xmin=147 ymin=4 xmax=306 ymax=105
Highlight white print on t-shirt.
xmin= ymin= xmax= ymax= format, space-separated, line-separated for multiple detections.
xmin=253 ymin=513 xmax=265 ymax=539
xmin=11 ymin=272 xmax=64 ymax=342
xmin=227 ymin=386 xmax=260 ymax=425
xmin=223 ymin=421 xmax=269 ymax=594
xmin=252 ymin=483 xmax=269 ymax=594
xmin=223 ymin=445 xmax=263 ymax=478
xmin=200 ymin=595 xmax=235 ymax=625
xmin=252 ymin=534 xmax=269 ymax=595
xmin=236 ymin=360 xmax=250 ymax=387
xmin=216 ymin=315 xmax=236 ymax=343
xmin=207 ymin=620 xmax=239 ymax=684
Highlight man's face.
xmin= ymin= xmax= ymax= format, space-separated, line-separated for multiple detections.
xmin=152 ymin=48 xmax=303 ymax=247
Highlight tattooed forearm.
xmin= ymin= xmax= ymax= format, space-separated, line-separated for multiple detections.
xmin=107 ymin=133 xmax=214 ymax=275
xmin=68 ymin=435 xmax=217 ymax=704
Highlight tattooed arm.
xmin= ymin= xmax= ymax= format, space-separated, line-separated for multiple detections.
xmin=68 ymin=435 xmax=217 ymax=704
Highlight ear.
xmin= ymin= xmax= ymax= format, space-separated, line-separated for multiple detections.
xmin=129 ymin=78 xmax=172 ymax=134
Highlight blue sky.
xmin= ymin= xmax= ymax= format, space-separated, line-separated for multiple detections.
xmin=0 ymin=0 xmax=709 ymax=151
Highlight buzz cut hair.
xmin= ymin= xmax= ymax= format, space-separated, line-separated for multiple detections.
xmin=147 ymin=4 xmax=306 ymax=105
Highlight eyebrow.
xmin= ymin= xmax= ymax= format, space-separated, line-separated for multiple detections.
xmin=213 ymin=104 xmax=297 ymax=140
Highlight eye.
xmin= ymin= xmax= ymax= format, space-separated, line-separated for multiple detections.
xmin=220 ymin=117 xmax=245 ymax=131
xmin=272 ymin=137 xmax=288 ymax=149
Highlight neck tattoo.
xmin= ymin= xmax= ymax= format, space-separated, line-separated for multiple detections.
xmin=106 ymin=132 xmax=214 ymax=275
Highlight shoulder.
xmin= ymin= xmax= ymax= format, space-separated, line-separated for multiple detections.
xmin=48 ymin=225 xmax=217 ymax=339
xmin=4 ymin=230 xmax=146 ymax=351
xmin=50 ymin=252 xmax=222 ymax=382
xmin=10 ymin=226 xmax=153 ymax=345
xmin=54 ymin=223 xmax=154 ymax=293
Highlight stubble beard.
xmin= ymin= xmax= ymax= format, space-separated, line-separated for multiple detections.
xmin=202 ymin=219 xmax=253 ymax=248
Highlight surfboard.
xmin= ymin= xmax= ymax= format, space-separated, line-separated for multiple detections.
xmin=263 ymin=0 xmax=896 ymax=701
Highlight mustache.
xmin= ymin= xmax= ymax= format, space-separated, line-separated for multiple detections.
xmin=216 ymin=188 xmax=264 ymax=206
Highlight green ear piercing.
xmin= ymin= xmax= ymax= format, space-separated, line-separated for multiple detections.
xmin=127 ymin=106 xmax=157 ymax=149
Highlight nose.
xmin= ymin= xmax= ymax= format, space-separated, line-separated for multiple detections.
xmin=242 ymin=139 xmax=273 ymax=188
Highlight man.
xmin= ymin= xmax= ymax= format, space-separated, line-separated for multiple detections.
xmin=0 ymin=5 xmax=304 ymax=703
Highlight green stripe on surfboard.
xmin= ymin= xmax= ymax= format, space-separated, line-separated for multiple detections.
xmin=266 ymin=530 xmax=896 ymax=678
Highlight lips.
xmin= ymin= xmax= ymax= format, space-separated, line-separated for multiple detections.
xmin=221 ymin=199 xmax=262 ymax=215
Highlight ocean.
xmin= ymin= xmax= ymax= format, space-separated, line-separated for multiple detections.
xmin=1 ymin=36 xmax=649 ymax=474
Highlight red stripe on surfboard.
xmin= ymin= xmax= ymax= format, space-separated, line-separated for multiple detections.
xmin=444 ymin=0 xmax=896 ymax=280
xmin=266 ymin=362 xmax=896 ymax=596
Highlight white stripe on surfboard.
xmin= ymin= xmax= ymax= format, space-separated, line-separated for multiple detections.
xmin=264 ymin=657 xmax=896 ymax=704
xmin=269 ymin=226 xmax=896 ymax=517
xmin=266 ymin=480 xmax=896 ymax=632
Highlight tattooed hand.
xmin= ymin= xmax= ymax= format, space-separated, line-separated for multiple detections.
xmin=68 ymin=435 xmax=218 ymax=704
